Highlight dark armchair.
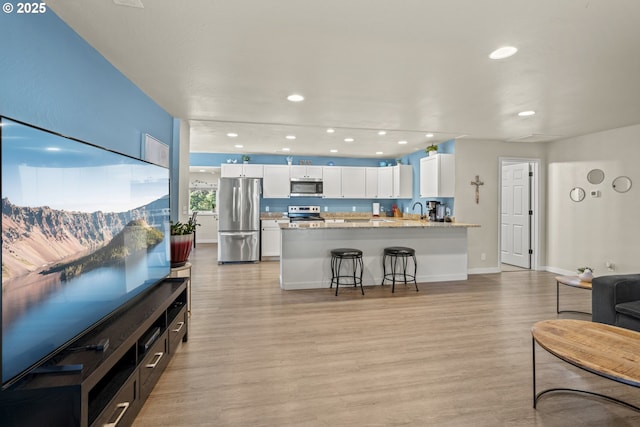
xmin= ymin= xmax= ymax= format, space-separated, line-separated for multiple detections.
xmin=592 ymin=274 xmax=640 ymax=332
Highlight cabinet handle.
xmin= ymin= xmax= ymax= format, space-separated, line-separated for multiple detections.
xmin=103 ymin=402 xmax=129 ymax=427
xmin=145 ymin=352 xmax=164 ymax=369
xmin=172 ymin=322 xmax=185 ymax=333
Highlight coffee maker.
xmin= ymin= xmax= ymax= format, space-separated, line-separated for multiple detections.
xmin=427 ymin=201 xmax=439 ymax=221
xmin=427 ymin=201 xmax=445 ymax=222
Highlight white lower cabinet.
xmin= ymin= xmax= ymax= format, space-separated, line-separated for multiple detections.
xmin=261 ymin=219 xmax=290 ymax=258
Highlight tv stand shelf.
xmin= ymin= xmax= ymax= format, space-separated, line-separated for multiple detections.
xmin=0 ymin=278 xmax=188 ymax=427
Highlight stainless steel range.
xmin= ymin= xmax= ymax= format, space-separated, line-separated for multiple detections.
xmin=288 ymin=205 xmax=325 ymax=223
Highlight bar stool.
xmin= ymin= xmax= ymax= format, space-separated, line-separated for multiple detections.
xmin=330 ymin=248 xmax=364 ymax=296
xmin=381 ymin=246 xmax=418 ymax=293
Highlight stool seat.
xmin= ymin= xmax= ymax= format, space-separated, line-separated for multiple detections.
xmin=382 ymin=246 xmax=418 ymax=293
xmin=331 ymin=248 xmax=363 ymax=257
xmin=383 ymin=246 xmax=415 ymax=256
xmin=330 ymin=248 xmax=364 ymax=296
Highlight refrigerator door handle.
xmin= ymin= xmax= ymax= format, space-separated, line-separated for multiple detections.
xmin=219 ymin=232 xmax=255 ymax=238
xmin=232 ymin=186 xmax=237 ymax=223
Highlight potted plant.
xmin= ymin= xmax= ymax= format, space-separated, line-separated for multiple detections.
xmin=242 ymin=155 xmax=250 ymax=164
xmin=170 ymin=217 xmax=198 ymax=267
xmin=396 ymin=159 xmax=403 ymax=165
xmin=425 ymin=144 xmax=438 ymax=157
xmin=577 ymin=267 xmax=594 ymax=282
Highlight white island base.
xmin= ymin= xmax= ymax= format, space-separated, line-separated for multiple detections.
xmin=279 ymin=222 xmax=476 ymax=290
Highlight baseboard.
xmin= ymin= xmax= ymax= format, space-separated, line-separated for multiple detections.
xmin=544 ymin=266 xmax=576 ymax=276
xmin=468 ymin=267 xmax=502 ymax=275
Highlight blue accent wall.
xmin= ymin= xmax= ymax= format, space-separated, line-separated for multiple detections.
xmin=0 ymin=10 xmax=174 ymax=159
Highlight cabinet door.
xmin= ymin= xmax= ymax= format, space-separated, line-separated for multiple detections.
xmin=420 ymin=154 xmax=454 ymax=197
xmin=365 ymin=168 xmax=379 ymax=198
xmin=289 ymin=165 xmax=306 ymax=179
xmin=322 ymin=167 xmax=342 ymax=198
xmin=242 ymin=164 xmax=264 ymax=178
xmin=306 ymin=166 xmax=323 ymax=179
xmin=221 ymin=163 xmax=243 ymax=177
xmin=261 ymin=220 xmax=288 ymax=257
xmin=341 ymin=167 xmax=366 ymax=198
xmin=377 ymin=167 xmax=394 ymax=198
xmin=393 ymin=165 xmax=413 ymax=198
xmin=263 ymin=165 xmax=291 ymax=198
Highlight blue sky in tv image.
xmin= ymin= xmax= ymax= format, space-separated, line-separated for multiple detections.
xmin=1 ymin=117 xmax=168 ymax=213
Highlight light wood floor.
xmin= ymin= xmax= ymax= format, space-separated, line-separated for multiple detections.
xmin=133 ymin=244 xmax=640 ymax=427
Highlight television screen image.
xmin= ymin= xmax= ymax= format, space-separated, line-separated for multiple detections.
xmin=1 ymin=117 xmax=171 ymax=386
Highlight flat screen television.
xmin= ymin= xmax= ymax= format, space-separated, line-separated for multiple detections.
xmin=1 ymin=116 xmax=171 ymax=388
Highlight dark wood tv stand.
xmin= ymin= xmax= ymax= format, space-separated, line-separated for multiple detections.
xmin=0 ymin=278 xmax=188 ymax=427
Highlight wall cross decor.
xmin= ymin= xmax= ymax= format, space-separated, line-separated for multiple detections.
xmin=470 ymin=175 xmax=484 ymax=204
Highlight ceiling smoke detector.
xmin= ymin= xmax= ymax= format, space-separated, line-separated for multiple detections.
xmin=113 ymin=0 xmax=144 ymax=8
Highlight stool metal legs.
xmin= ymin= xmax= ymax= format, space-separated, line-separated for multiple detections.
xmin=382 ymin=253 xmax=418 ymax=293
xmin=331 ymin=255 xmax=364 ymax=296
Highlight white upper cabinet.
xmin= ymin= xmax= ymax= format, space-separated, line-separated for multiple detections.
xmin=322 ymin=167 xmax=342 ymax=198
xmin=393 ymin=165 xmax=413 ymax=198
xmin=341 ymin=167 xmax=366 ymax=198
xmin=290 ymin=165 xmax=323 ymax=179
xmin=221 ymin=163 xmax=264 ymax=178
xmin=420 ymin=154 xmax=455 ymax=198
xmin=263 ymin=165 xmax=290 ymax=198
xmin=365 ymin=167 xmax=379 ymax=198
xmin=377 ymin=167 xmax=394 ymax=198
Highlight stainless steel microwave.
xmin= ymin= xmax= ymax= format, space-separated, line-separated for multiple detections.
xmin=290 ymin=178 xmax=323 ymax=197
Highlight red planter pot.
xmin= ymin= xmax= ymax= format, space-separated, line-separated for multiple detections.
xmin=170 ymin=233 xmax=193 ymax=268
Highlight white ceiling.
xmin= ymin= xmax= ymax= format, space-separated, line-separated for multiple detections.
xmin=48 ymin=0 xmax=640 ymax=159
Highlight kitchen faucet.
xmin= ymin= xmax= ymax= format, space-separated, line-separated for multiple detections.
xmin=412 ymin=201 xmax=425 ymax=219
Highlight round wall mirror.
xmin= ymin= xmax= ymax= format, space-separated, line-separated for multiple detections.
xmin=612 ymin=176 xmax=632 ymax=193
xmin=587 ymin=169 xmax=605 ymax=184
xmin=570 ymin=187 xmax=586 ymax=202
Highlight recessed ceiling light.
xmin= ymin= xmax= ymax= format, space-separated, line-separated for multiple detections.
xmin=330 ymin=149 xmax=338 ymax=153
xmin=285 ymin=135 xmax=296 ymax=140
xmin=518 ymin=110 xmax=536 ymax=117
xmin=376 ymin=151 xmax=383 ymax=155
xmin=46 ymin=147 xmax=61 ymax=151
xmin=326 ymin=128 xmax=335 ymax=133
xmin=378 ymin=130 xmax=387 ymax=136
xmin=287 ymin=94 xmax=304 ymax=102
xmin=398 ymin=140 xmax=408 ymax=145
xmin=489 ymin=46 xmax=518 ymax=60
xmin=199 ymin=169 xmax=206 ymax=173
xmin=282 ymin=148 xmax=290 ymax=152
xmin=234 ymin=144 xmax=243 ymax=148
xmin=344 ymin=138 xmax=354 ymax=142
xmin=425 ymin=133 xmax=434 ymax=138
xmin=226 ymin=132 xmax=238 ymax=137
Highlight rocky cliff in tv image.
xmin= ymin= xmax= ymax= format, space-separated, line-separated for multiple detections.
xmin=1 ymin=197 xmax=168 ymax=282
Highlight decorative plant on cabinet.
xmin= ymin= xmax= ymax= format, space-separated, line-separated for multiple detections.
xmin=170 ymin=217 xmax=198 ymax=267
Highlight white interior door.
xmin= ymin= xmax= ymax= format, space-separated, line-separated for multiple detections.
xmin=501 ymin=163 xmax=531 ymax=268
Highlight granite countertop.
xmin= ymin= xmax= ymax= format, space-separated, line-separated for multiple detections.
xmin=280 ymin=218 xmax=479 ymax=230
xmin=260 ymin=212 xmax=422 ymax=221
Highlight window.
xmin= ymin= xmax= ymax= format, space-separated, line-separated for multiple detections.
xmin=189 ymin=188 xmax=216 ymax=211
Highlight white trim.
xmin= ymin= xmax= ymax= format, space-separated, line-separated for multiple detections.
xmin=545 ymin=266 xmax=576 ymax=276
xmin=498 ymin=157 xmax=541 ymax=271
xmin=468 ymin=267 xmax=502 ymax=275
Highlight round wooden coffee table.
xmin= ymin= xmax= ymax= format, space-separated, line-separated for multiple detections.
xmin=532 ymin=319 xmax=640 ymax=411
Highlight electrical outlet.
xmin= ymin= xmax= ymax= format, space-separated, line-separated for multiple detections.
xmin=352 ymin=206 xmax=356 ymax=212
xmin=481 ymin=253 xmax=486 ymax=261
xmin=606 ymin=261 xmax=615 ymax=271
xmin=265 ymin=206 xmax=270 ymax=212
xmin=324 ymin=206 xmax=328 ymax=212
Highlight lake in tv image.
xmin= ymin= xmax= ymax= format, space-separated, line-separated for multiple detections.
xmin=1 ymin=118 xmax=171 ymax=384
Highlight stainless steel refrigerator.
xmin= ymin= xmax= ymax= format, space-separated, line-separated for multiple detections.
xmin=217 ymin=177 xmax=261 ymax=263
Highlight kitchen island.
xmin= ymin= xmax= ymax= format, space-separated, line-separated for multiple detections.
xmin=279 ymin=219 xmax=480 ymax=290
